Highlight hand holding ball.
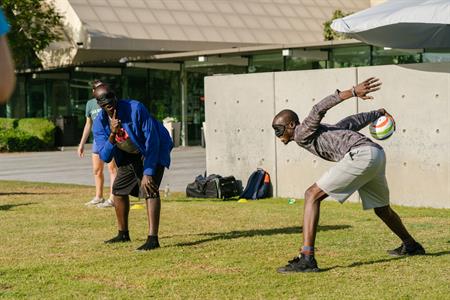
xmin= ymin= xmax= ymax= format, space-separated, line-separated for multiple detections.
xmin=369 ymin=115 xmax=395 ymax=140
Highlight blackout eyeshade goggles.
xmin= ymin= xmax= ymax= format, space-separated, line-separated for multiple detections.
xmin=272 ymin=124 xmax=285 ymax=137
xmin=96 ymin=91 xmax=117 ymax=106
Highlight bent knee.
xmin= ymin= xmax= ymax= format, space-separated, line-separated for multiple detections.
xmin=93 ymin=168 xmax=104 ymax=176
xmin=107 ymin=164 xmax=117 ymax=174
xmin=304 ymin=184 xmax=326 ymax=203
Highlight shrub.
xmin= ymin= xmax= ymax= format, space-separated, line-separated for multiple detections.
xmin=0 ymin=129 xmax=43 ymax=152
xmin=17 ymin=118 xmax=56 ymax=148
xmin=0 ymin=118 xmax=18 ymax=130
xmin=0 ymin=118 xmax=56 ymax=152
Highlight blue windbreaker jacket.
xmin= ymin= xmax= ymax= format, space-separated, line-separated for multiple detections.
xmin=93 ymin=99 xmax=173 ymax=176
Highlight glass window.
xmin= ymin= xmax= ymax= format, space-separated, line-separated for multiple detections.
xmin=123 ymin=67 xmax=148 ymax=102
xmin=248 ymin=52 xmax=283 ymax=73
xmin=5 ymin=75 xmax=27 ymax=118
xmin=286 ymin=49 xmax=328 ymax=71
xmin=148 ymin=69 xmax=181 ymax=122
xmin=186 ymin=70 xmax=205 ymax=145
xmin=27 ymin=79 xmax=46 ymax=118
xmin=48 ymin=80 xmax=70 ymax=119
xmin=423 ymin=51 xmax=450 ymax=63
xmin=329 ymin=46 xmax=370 ymax=68
xmin=372 ymin=47 xmax=422 ymax=65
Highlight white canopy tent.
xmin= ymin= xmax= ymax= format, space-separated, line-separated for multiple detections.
xmin=331 ymin=0 xmax=450 ymax=49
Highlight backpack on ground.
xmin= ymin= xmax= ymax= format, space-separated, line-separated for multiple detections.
xmin=240 ymin=169 xmax=271 ymax=200
xmin=186 ymin=173 xmax=240 ymax=199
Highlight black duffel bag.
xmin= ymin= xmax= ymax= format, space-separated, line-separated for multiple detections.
xmin=186 ymin=174 xmax=239 ymax=199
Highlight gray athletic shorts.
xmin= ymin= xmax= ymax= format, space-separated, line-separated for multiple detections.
xmin=316 ymin=146 xmax=389 ymax=210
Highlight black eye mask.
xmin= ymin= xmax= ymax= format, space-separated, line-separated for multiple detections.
xmin=272 ymin=124 xmax=285 ymax=137
xmin=96 ymin=91 xmax=117 ymax=106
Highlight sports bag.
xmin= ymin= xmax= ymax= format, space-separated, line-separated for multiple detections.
xmin=213 ymin=176 xmax=240 ymax=199
xmin=186 ymin=173 xmax=240 ymax=199
xmin=240 ymin=169 xmax=271 ymax=200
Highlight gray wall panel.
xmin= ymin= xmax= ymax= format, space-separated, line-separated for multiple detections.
xmin=358 ymin=63 xmax=450 ymax=208
xmin=204 ymin=73 xmax=277 ymax=191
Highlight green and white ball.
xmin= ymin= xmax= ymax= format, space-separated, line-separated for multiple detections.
xmin=369 ymin=115 xmax=395 ymax=140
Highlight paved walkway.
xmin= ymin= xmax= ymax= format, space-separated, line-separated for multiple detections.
xmin=0 ymin=146 xmax=206 ymax=192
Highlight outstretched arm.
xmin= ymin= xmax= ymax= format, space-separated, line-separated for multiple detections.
xmin=300 ymin=78 xmax=382 ymax=139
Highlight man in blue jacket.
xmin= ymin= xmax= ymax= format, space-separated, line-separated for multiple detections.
xmin=92 ymin=82 xmax=173 ymax=251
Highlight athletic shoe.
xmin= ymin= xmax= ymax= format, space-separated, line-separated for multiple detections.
xmin=104 ymin=231 xmax=131 ymax=244
xmin=277 ymin=254 xmax=320 ymax=273
xmin=85 ymin=197 xmax=104 ymax=206
xmin=388 ymin=242 xmax=425 ymax=256
xmin=96 ymin=198 xmax=114 ymax=208
xmin=136 ymin=239 xmax=160 ymax=251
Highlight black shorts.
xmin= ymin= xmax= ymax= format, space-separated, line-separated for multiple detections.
xmin=112 ymin=153 xmax=165 ymax=198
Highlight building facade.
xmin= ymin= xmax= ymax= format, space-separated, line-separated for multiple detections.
xmin=3 ymin=0 xmax=449 ymax=146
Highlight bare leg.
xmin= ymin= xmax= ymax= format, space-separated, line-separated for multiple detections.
xmin=374 ymin=205 xmax=414 ymax=243
xmin=107 ymin=159 xmax=117 ymax=201
xmin=374 ymin=205 xmax=425 ymax=255
xmin=114 ymin=195 xmax=130 ymax=231
xmin=92 ymin=154 xmax=104 ymax=199
xmin=277 ymin=183 xmax=327 ymax=273
xmin=302 ymin=183 xmax=328 ymax=248
xmin=104 ymin=194 xmax=131 ymax=243
xmin=137 ymin=166 xmax=164 ymax=251
xmin=145 ymin=197 xmax=161 ymax=236
xmin=135 ymin=197 xmax=161 ymax=250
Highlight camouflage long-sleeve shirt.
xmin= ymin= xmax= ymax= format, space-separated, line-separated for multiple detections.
xmin=294 ymin=91 xmax=383 ymax=162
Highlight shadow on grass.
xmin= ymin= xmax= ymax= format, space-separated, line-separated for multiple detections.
xmin=168 ymin=198 xmax=229 ymax=203
xmin=174 ymin=225 xmax=351 ymax=247
xmin=0 ymin=192 xmax=64 ymax=196
xmin=320 ymin=250 xmax=450 ymax=272
xmin=0 ymin=202 xmax=35 ymax=211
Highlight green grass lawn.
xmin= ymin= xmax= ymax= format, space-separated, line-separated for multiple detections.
xmin=0 ymin=181 xmax=449 ymax=299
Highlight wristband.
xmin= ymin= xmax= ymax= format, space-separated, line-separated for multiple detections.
xmin=351 ymin=86 xmax=357 ymax=97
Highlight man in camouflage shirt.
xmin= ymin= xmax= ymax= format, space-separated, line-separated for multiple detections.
xmin=273 ymin=77 xmax=425 ymax=273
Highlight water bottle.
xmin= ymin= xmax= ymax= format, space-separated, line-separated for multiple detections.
xmin=164 ymin=184 xmax=170 ymax=198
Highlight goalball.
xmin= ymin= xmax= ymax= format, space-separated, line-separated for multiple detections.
xmin=369 ymin=115 xmax=395 ymax=140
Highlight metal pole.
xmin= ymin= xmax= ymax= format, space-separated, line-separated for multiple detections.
xmin=180 ymin=62 xmax=188 ymax=146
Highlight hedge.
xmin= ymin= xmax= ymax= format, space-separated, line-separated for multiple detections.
xmin=0 ymin=118 xmax=18 ymax=130
xmin=0 ymin=118 xmax=56 ymax=152
xmin=17 ymin=118 xmax=55 ymax=147
xmin=0 ymin=130 xmax=44 ymax=152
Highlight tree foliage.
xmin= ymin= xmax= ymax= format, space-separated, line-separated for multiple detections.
xmin=2 ymin=0 xmax=62 ymax=68
xmin=323 ymin=10 xmax=351 ymax=41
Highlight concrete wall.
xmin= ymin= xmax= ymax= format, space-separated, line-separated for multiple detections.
xmin=204 ymin=63 xmax=450 ymax=208
xmin=204 ymin=73 xmax=277 ymax=192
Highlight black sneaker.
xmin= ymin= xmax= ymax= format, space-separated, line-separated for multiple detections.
xmin=277 ymin=254 xmax=320 ymax=273
xmin=388 ymin=242 xmax=425 ymax=256
xmin=104 ymin=232 xmax=131 ymax=244
xmin=136 ymin=240 xmax=160 ymax=251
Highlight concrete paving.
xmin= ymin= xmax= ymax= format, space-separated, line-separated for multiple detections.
xmin=0 ymin=145 xmax=206 ymax=192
